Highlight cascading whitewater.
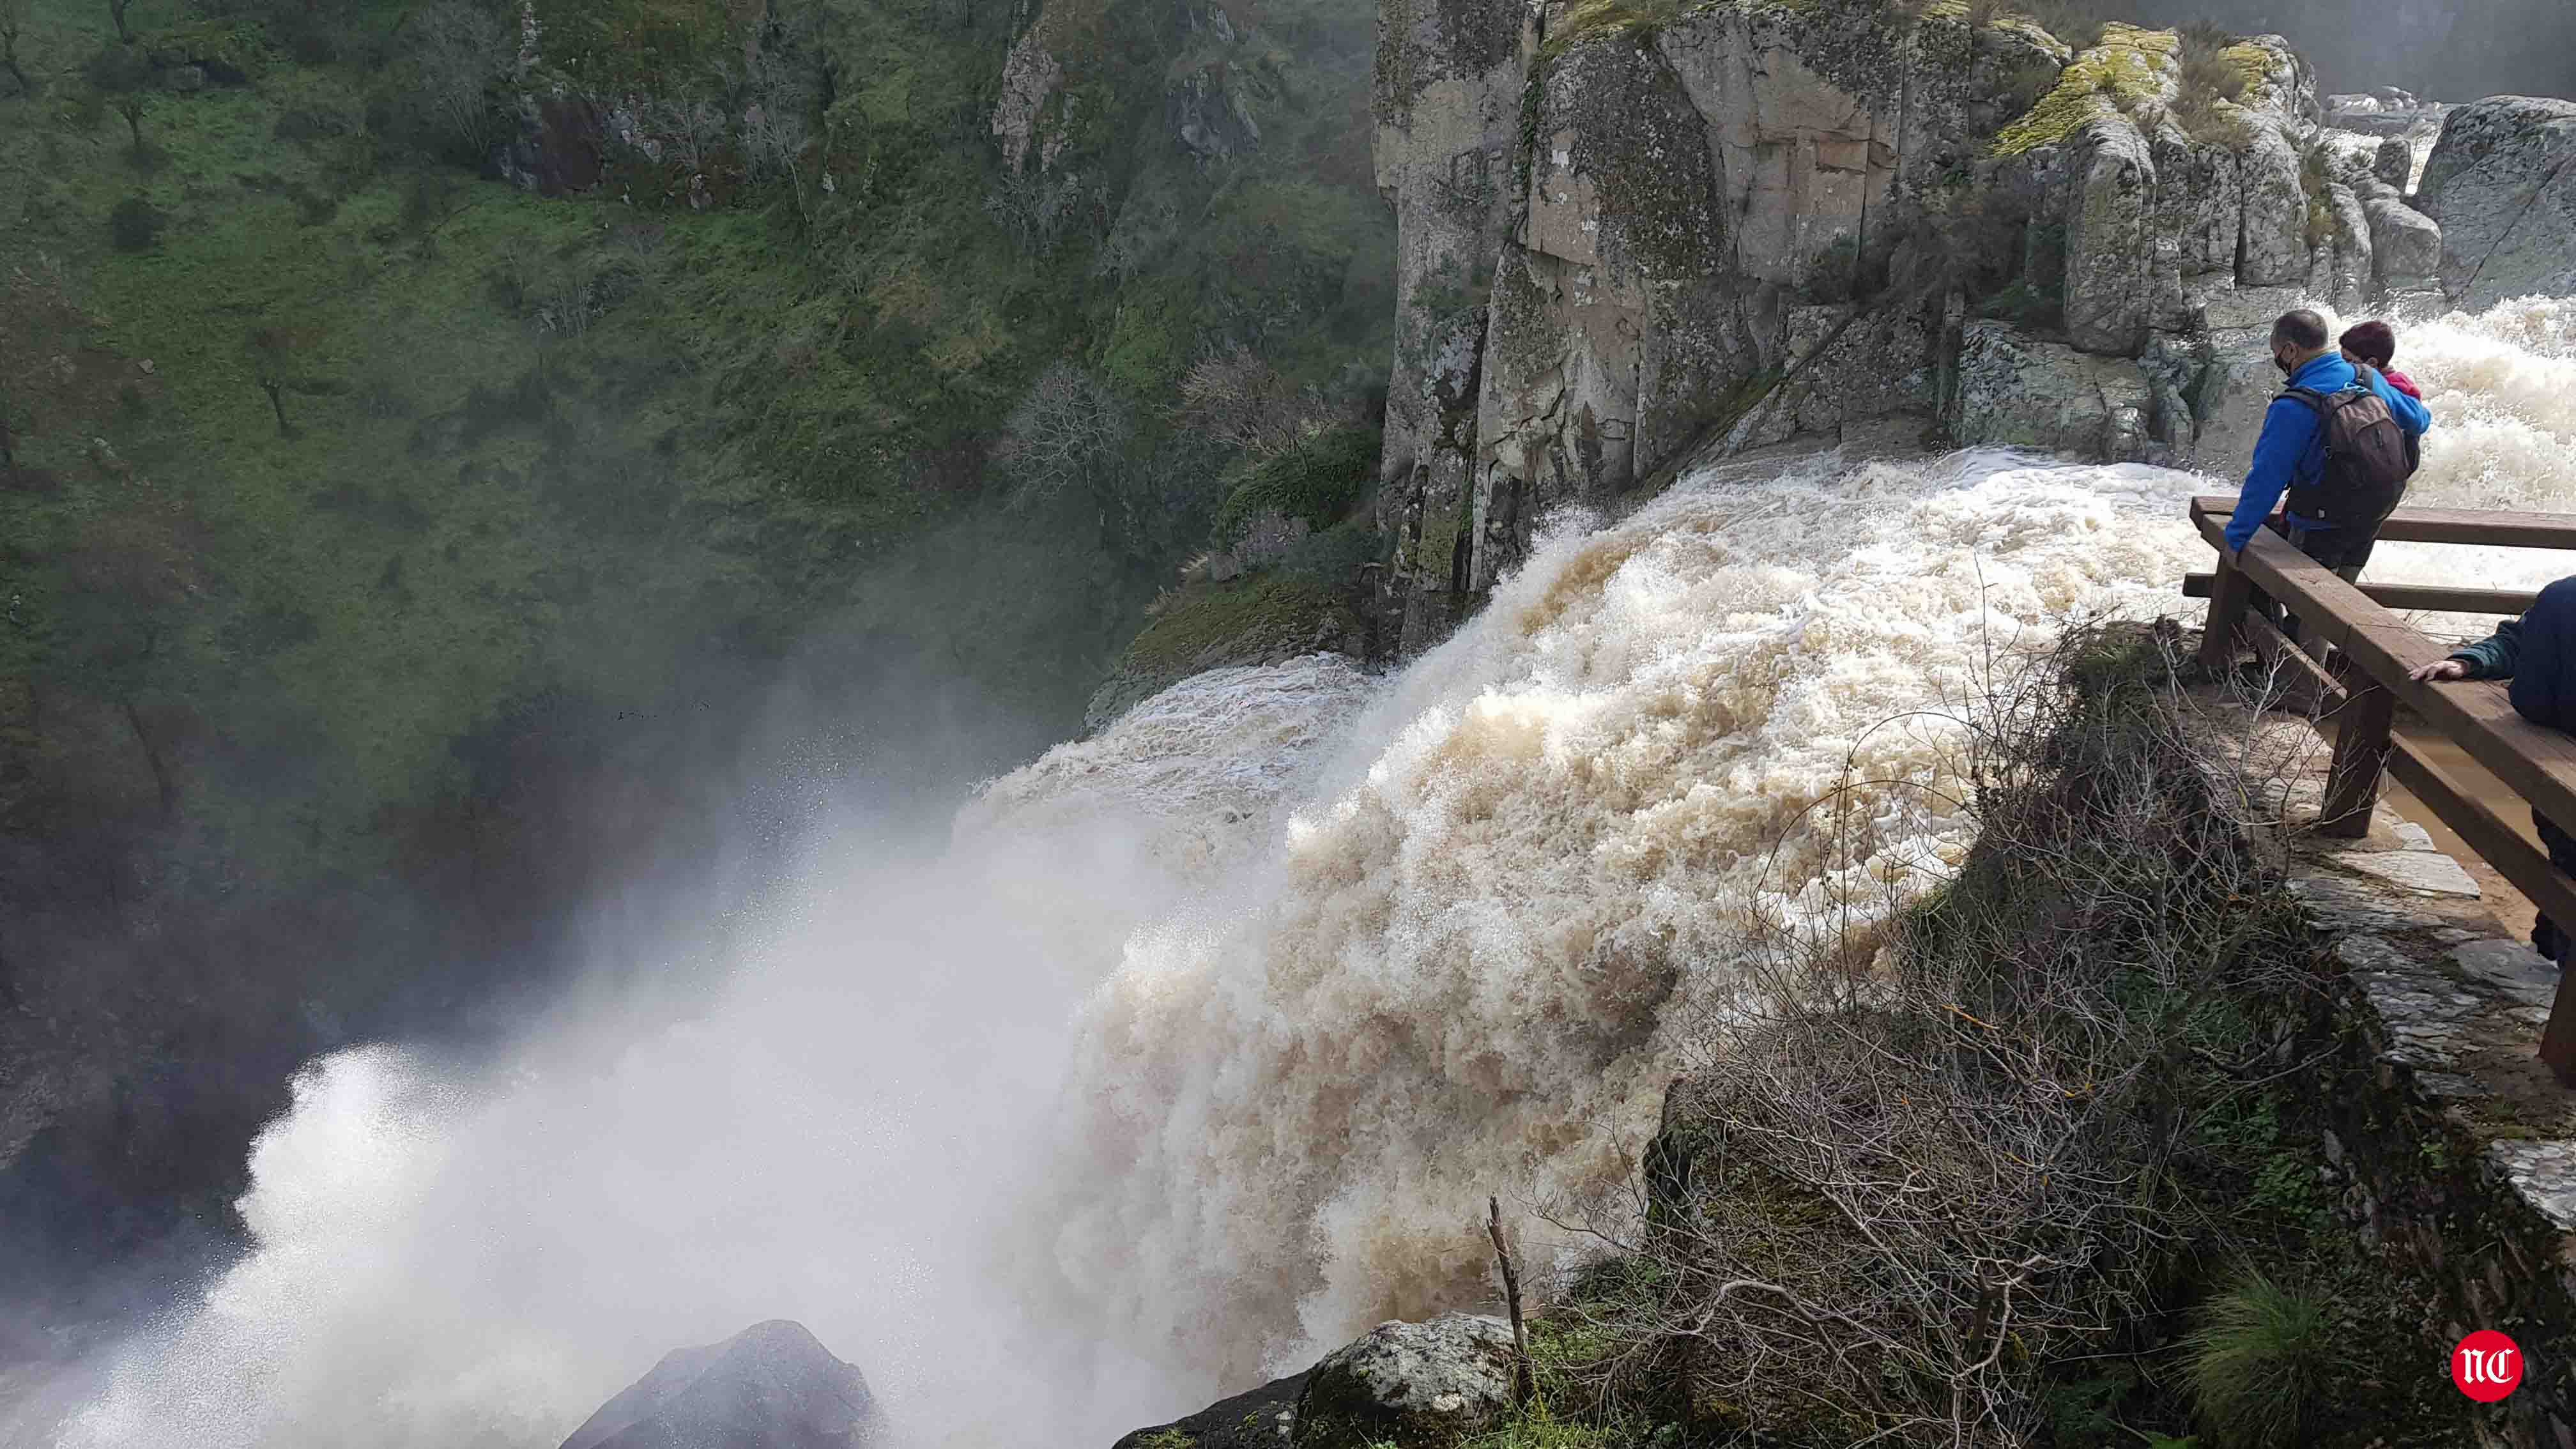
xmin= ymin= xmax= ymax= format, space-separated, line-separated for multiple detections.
xmin=49 ymin=658 xmax=1376 ymax=1449
xmin=44 ymin=296 xmax=2576 ymax=1446
xmin=1036 ymin=448 xmax=2218 ymax=1384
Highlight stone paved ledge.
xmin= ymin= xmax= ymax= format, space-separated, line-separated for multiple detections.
xmin=2184 ymin=688 xmax=2576 ymax=1448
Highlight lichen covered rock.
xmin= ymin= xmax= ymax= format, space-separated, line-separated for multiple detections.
xmin=1946 ymin=323 xmax=2164 ymax=464
xmin=1372 ymin=0 xmax=1535 ymax=650
xmin=2418 ymin=95 xmax=2576 ymax=310
xmin=1291 ymin=1314 xmax=1518 ymax=1448
xmin=1367 ymin=2 xmax=2351 ymax=652
xmin=2363 ymin=194 xmax=2441 ymax=293
xmin=2320 ymin=180 xmax=2373 ymax=314
xmin=2063 ymin=115 xmax=2156 ymax=355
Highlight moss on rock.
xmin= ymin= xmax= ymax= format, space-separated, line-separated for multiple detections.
xmin=1211 ymin=427 xmax=1381 ymax=548
xmin=1085 ymin=575 xmax=1364 ymax=732
xmin=1991 ymin=23 xmax=2177 ymax=156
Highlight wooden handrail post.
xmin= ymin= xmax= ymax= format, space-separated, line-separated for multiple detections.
xmin=2546 ymin=942 xmax=2576 ymax=1084
xmin=2198 ymin=550 xmax=2253 ymax=675
xmin=2319 ymin=669 xmax=2395 ymax=839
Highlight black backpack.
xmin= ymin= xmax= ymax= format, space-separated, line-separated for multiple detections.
xmin=2280 ymin=367 xmax=2418 ymax=532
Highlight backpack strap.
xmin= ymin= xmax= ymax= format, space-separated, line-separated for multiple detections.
xmin=2276 ymin=385 xmax=2334 ymax=423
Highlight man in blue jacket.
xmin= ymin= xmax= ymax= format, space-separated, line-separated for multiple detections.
xmin=2223 ymin=309 xmax=2434 ymax=580
xmin=2412 ymin=581 xmax=2576 ymax=963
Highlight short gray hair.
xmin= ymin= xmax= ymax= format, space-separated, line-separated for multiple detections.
xmin=2269 ymin=309 xmax=2328 ymax=352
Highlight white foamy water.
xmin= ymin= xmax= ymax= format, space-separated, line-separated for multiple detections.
xmin=2340 ymin=295 xmax=2576 ymax=620
xmin=50 ymin=663 xmax=1374 ymax=1449
xmin=45 ymin=296 xmax=2573 ymax=1446
xmin=1038 ymin=448 xmax=2214 ymax=1383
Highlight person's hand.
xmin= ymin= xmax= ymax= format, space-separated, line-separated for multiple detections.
xmin=2409 ymin=658 xmax=2469 ymax=682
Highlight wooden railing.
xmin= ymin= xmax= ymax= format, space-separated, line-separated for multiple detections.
xmin=2191 ymin=495 xmax=2576 ymax=1083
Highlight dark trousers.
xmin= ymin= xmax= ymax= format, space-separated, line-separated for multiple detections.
xmin=2514 ymin=578 xmax=2576 ymax=963
xmin=2255 ymin=521 xmax=2375 ymax=646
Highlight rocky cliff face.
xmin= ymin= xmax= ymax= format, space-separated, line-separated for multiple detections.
xmin=2417 ymin=95 xmax=2576 ymax=311
xmin=1365 ymin=0 xmax=2452 ymax=648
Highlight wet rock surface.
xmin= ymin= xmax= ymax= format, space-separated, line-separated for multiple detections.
xmin=1110 ymin=1372 xmax=1306 ymax=1449
xmin=558 ymin=1319 xmax=885 ymax=1449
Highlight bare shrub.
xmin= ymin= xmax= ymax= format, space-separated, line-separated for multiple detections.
xmin=1176 ymin=344 xmax=1342 ymax=457
xmin=997 ymin=362 xmax=1133 ymax=503
xmin=1538 ymin=629 xmax=2328 ymax=1445
xmin=654 ymin=97 xmax=727 ymax=176
xmin=407 ymin=1 xmax=510 ymax=158
xmin=737 ymin=88 xmax=811 ymax=182
xmin=985 ymin=167 xmax=1103 ymax=254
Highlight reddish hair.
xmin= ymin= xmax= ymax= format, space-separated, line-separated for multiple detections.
xmin=2340 ymin=319 xmax=2398 ymax=369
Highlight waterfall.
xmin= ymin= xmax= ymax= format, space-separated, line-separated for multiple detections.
xmin=47 ymin=296 xmax=2576 ymax=1448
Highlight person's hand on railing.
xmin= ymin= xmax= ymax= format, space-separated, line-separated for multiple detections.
xmin=2408 ymin=657 xmax=2469 ymax=682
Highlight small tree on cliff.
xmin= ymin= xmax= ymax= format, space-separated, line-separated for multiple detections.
xmin=84 ymin=43 xmax=153 ymax=160
xmin=244 ymin=325 xmax=324 ymax=438
xmin=402 ymin=1 xmax=508 ymax=159
xmin=999 ymin=362 xmax=1133 ymax=506
xmin=995 ymin=361 xmax=1214 ymax=566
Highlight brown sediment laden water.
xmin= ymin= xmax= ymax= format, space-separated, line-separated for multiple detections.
xmin=50 ymin=298 xmax=2575 ymax=1449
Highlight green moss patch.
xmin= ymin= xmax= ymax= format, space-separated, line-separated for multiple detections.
xmin=1991 ymin=22 xmax=2176 ymax=156
xmin=1210 ymin=426 xmax=1379 ymax=548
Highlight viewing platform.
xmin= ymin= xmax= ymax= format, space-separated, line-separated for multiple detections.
xmin=2191 ymin=496 xmax=2576 ymax=1084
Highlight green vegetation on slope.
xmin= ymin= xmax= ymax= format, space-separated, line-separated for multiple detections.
xmin=0 ymin=0 xmax=1392 ymax=1274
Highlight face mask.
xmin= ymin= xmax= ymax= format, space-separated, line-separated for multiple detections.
xmin=2274 ymin=349 xmax=2296 ymax=377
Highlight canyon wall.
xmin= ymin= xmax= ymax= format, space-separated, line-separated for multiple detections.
xmin=1365 ymin=0 xmax=2455 ymax=647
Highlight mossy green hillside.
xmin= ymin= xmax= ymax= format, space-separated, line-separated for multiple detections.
xmin=0 ymin=0 xmax=1393 ymax=854
xmin=0 ymin=0 xmax=1395 ymax=1252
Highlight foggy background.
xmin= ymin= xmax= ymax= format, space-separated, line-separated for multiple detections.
xmin=2128 ymin=0 xmax=2576 ymax=100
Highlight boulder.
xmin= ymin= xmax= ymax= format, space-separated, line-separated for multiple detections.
xmin=494 ymin=95 xmax=608 ymax=197
xmin=2418 ymin=95 xmax=2576 ymax=309
xmin=1111 ymin=1372 xmax=1306 ymax=1449
xmin=1291 ymin=1314 xmax=1519 ymax=1447
xmin=558 ymin=1320 xmax=885 ymax=1449
xmin=2187 ymin=326 xmax=2287 ymax=479
xmin=1946 ymin=323 xmax=2164 ymax=465
xmin=2321 ymin=181 xmax=2373 ymax=314
xmin=2373 ymin=135 xmax=2412 ymax=192
xmin=2364 ymin=194 xmax=2442 ymax=293
xmin=2064 ymin=116 xmax=2156 ymax=355
xmin=2235 ymin=116 xmax=2312 ymax=288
